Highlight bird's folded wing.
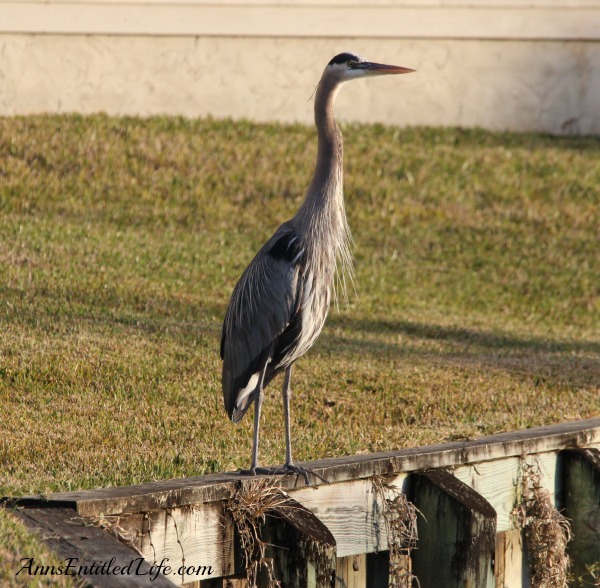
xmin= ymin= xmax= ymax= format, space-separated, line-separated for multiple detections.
xmin=221 ymin=226 xmax=305 ymax=418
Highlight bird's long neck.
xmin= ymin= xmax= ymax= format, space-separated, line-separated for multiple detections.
xmin=312 ymin=76 xmax=343 ymax=191
xmin=295 ymin=74 xmax=353 ymax=288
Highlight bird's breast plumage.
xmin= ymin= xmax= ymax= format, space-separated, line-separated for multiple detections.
xmin=270 ymin=255 xmax=332 ymax=374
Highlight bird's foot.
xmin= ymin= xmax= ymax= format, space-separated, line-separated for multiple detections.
xmin=237 ymin=464 xmax=328 ymax=486
xmin=271 ymin=463 xmax=329 ymax=487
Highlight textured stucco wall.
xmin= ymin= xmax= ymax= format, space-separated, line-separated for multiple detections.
xmin=1 ymin=34 xmax=599 ymax=134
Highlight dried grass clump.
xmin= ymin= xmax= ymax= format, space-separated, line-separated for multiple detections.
xmin=514 ymin=462 xmax=572 ymax=588
xmin=373 ymin=476 xmax=421 ymax=588
xmin=225 ymin=478 xmax=293 ymax=588
xmin=579 ymin=562 xmax=600 ymax=587
xmin=90 ymin=513 xmax=143 ymax=555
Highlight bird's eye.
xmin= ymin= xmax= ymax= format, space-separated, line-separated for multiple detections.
xmin=347 ymin=60 xmax=357 ymax=68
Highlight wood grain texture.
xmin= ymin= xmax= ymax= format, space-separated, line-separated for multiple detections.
xmin=453 ymin=451 xmax=561 ymax=532
xmin=290 ymin=478 xmax=391 ymax=558
xmin=118 ymin=503 xmax=234 ymax=586
xmin=495 ymin=529 xmax=529 ymax=588
xmin=335 ymin=554 xmax=366 ymax=588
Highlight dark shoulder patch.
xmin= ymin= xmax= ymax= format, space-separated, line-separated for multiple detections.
xmin=329 ymin=52 xmax=359 ymax=66
xmin=268 ymin=233 xmax=304 ymax=265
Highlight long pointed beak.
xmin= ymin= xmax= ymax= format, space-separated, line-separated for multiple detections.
xmin=358 ymin=62 xmax=415 ymax=76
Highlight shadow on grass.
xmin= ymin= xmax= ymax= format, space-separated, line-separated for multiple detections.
xmin=5 ymin=282 xmax=598 ymax=389
xmin=328 ymin=316 xmax=600 ymax=355
xmin=323 ymin=316 xmax=600 ymax=388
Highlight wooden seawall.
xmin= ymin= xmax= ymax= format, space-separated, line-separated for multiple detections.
xmin=7 ymin=418 xmax=600 ymax=587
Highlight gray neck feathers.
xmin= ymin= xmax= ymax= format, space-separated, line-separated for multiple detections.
xmin=295 ymin=73 xmax=354 ymax=298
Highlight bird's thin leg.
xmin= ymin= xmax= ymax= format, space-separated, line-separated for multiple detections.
xmin=249 ymin=390 xmax=263 ymax=474
xmin=282 ymin=365 xmax=294 ymax=467
xmin=249 ymin=359 xmax=270 ymax=475
xmin=278 ymin=365 xmax=328 ymax=486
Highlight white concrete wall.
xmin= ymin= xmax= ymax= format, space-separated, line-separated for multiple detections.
xmin=1 ymin=1 xmax=599 ymax=134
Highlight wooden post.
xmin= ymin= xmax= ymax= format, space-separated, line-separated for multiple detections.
xmin=410 ymin=469 xmax=496 ymax=588
xmin=335 ymin=554 xmax=366 ymax=588
xmin=260 ymin=496 xmax=336 ymax=588
xmin=494 ymin=528 xmax=530 ymax=588
xmin=561 ymin=448 xmax=600 ymax=585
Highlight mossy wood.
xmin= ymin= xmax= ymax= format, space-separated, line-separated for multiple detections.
xmin=410 ymin=469 xmax=496 ymax=588
xmin=259 ymin=502 xmax=336 ymax=588
xmin=6 ymin=418 xmax=600 ymax=587
xmin=562 ymin=448 xmax=600 ymax=585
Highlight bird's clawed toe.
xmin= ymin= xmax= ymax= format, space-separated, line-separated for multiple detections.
xmin=275 ymin=463 xmax=329 ymax=487
xmin=237 ymin=464 xmax=328 ymax=486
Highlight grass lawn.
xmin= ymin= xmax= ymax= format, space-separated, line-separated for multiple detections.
xmin=0 ymin=114 xmax=599 ymax=581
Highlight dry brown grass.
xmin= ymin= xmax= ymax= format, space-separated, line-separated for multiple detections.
xmin=372 ymin=476 xmax=420 ymax=588
xmin=225 ymin=479 xmax=290 ymax=588
xmin=514 ymin=461 xmax=572 ymax=588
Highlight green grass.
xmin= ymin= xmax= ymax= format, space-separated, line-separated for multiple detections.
xmin=0 ymin=115 xmax=599 ymax=577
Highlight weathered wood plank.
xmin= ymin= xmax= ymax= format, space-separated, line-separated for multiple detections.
xmin=12 ymin=507 xmax=176 ymax=587
xmin=453 ymin=451 xmax=560 ymax=532
xmin=290 ymin=477 xmax=406 ymax=558
xmin=7 ymin=421 xmax=600 ymax=586
xmin=335 ymin=554 xmax=366 ymax=588
xmin=116 ymin=503 xmax=234 ymax=586
xmin=13 ymin=418 xmax=600 ymax=518
xmin=410 ymin=470 xmax=496 ymax=588
xmin=561 ymin=448 xmax=600 ymax=586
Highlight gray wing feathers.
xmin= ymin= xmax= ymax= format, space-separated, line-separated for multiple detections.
xmin=221 ymin=228 xmax=303 ymax=419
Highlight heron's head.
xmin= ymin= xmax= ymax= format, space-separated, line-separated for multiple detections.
xmin=325 ymin=52 xmax=415 ymax=84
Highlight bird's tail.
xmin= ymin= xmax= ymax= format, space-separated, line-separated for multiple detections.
xmin=223 ymin=368 xmax=260 ymax=423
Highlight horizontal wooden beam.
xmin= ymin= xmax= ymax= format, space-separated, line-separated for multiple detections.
xmin=11 ymin=418 xmax=600 ymax=518
xmin=0 ymin=2 xmax=599 ymax=40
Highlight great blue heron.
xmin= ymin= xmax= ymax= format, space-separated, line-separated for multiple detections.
xmin=221 ymin=52 xmax=414 ymax=482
